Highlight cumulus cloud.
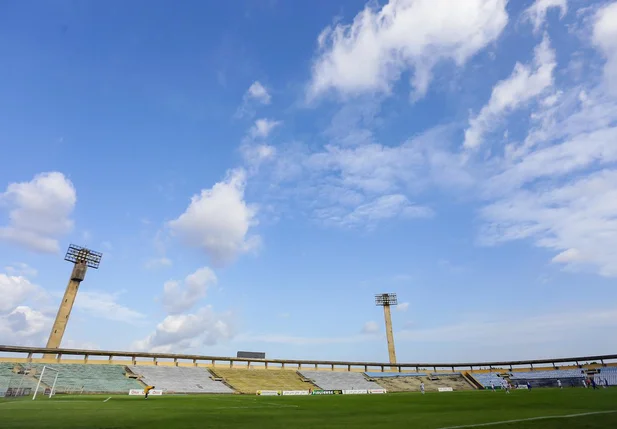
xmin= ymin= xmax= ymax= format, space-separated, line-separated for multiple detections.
xmin=246 ymin=81 xmax=271 ymax=104
xmin=240 ymin=143 xmax=276 ymax=169
xmin=464 ymin=34 xmax=556 ymax=150
xmin=236 ymin=81 xmax=272 ymax=118
xmin=0 ymin=172 xmax=76 ymax=253
xmin=169 ymin=169 xmax=260 ymax=266
xmin=0 ymin=274 xmax=39 ymax=313
xmin=523 ymin=0 xmax=567 ymax=33
xmin=0 ymin=306 xmax=51 ymax=345
xmin=592 ymin=2 xmax=617 ymax=96
xmin=308 ymin=0 xmax=508 ymax=100
xmin=250 ymin=118 xmax=282 ymax=139
xmin=132 ymin=306 xmax=235 ymax=353
xmin=0 ymin=270 xmax=52 ymax=345
xmin=162 ymin=267 xmax=217 ymax=314
xmin=74 ymin=291 xmax=146 ymax=324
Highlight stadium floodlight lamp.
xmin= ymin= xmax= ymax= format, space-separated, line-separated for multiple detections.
xmin=375 ymin=293 xmax=397 ymax=306
xmin=64 ymin=244 xmax=103 ymax=269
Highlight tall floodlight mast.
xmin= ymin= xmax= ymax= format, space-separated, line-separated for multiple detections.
xmin=375 ymin=293 xmax=398 ymax=365
xmin=45 ymin=245 xmax=102 ymax=351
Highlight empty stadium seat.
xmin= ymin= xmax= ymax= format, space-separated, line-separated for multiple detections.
xmin=299 ymin=371 xmax=381 ymax=390
xmin=470 ymin=373 xmax=503 ymax=387
xmin=365 ymin=372 xmax=427 ymax=378
xmin=509 ymin=369 xmax=584 ymax=380
xmin=211 ymin=368 xmax=312 ymax=394
xmin=22 ymin=363 xmax=143 ymax=393
xmin=129 ymin=366 xmax=233 ymax=394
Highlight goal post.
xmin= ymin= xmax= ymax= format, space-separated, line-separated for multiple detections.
xmin=32 ymin=366 xmax=60 ymax=400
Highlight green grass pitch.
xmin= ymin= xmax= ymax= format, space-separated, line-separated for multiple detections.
xmin=1 ymin=388 xmax=616 ymax=428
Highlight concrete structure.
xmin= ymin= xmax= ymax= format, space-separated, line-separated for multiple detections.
xmin=375 ymin=293 xmax=398 ymax=364
xmin=2 ymin=345 xmax=615 ymax=375
xmin=45 ymin=245 xmax=102 ymax=352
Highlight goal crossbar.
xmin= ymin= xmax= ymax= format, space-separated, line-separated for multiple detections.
xmin=32 ymin=366 xmax=60 ymax=400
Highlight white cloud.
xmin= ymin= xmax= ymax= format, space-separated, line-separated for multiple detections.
xmin=74 ymin=291 xmax=146 ymax=324
xmin=265 ymin=125 xmax=459 ymax=229
xmin=464 ymin=34 xmax=556 ymax=150
xmin=362 ymin=321 xmax=379 ymax=334
xmin=0 ymin=172 xmax=76 ymax=253
xmin=523 ymin=0 xmax=568 ymax=33
xmin=0 ymin=267 xmax=54 ymax=345
xmin=592 ymin=2 xmax=617 ymax=96
xmin=4 ymin=262 xmax=37 ymax=278
xmin=240 ymin=143 xmax=276 ymax=168
xmin=480 ymin=169 xmax=617 ymax=277
xmin=0 ymin=274 xmax=39 ymax=313
xmin=397 ymin=302 xmax=409 ymax=312
xmin=162 ymin=267 xmax=217 ymax=314
xmin=317 ymin=194 xmax=432 ymax=228
xmin=246 ymin=81 xmax=271 ymax=104
xmin=0 ymin=306 xmax=51 ymax=345
xmin=551 ymin=248 xmax=583 ymax=264
xmin=168 ymin=169 xmax=260 ymax=266
xmin=132 ymin=306 xmax=235 ymax=353
xmin=236 ymin=81 xmax=272 ymax=118
xmin=308 ymin=0 xmax=508 ymax=100
xmin=250 ymin=118 xmax=281 ymax=139
xmin=144 ymin=257 xmax=173 ymax=270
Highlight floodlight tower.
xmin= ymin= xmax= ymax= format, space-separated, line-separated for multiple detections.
xmin=375 ymin=293 xmax=398 ymax=365
xmin=45 ymin=245 xmax=102 ymax=351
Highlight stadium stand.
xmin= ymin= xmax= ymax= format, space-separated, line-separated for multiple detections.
xmin=365 ymin=372 xmax=426 ymax=377
xmin=129 ymin=366 xmax=233 ymax=394
xmin=211 ymin=368 xmax=315 ymax=394
xmin=300 ymin=370 xmax=381 ymax=391
xmin=510 ymin=369 xmax=584 ymax=379
xmin=23 ymin=364 xmax=144 ymax=393
xmin=368 ymin=372 xmax=473 ymax=392
xmin=594 ymin=367 xmax=617 ymax=386
xmin=509 ymin=369 xmax=585 ymax=388
xmin=0 ymin=362 xmax=39 ymax=392
xmin=470 ymin=372 xmax=504 ymax=388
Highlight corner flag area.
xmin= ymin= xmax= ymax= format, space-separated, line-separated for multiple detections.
xmin=1 ymin=389 xmax=616 ymax=429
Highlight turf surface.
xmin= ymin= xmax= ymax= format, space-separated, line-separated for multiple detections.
xmin=1 ymin=388 xmax=615 ymax=428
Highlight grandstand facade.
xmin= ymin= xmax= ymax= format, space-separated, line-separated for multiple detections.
xmin=1 ymin=345 xmax=616 ymax=396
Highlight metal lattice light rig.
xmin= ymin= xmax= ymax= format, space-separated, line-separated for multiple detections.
xmin=375 ymin=293 xmax=398 ymax=365
xmin=45 ymin=245 xmax=103 ymax=352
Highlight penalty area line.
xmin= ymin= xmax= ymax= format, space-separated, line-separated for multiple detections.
xmin=103 ymin=397 xmax=111 ymax=403
xmin=437 ymin=410 xmax=617 ymax=429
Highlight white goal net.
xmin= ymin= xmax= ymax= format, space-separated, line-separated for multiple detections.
xmin=32 ymin=366 xmax=60 ymax=400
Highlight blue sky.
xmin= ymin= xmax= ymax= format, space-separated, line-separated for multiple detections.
xmin=1 ymin=0 xmax=617 ymax=363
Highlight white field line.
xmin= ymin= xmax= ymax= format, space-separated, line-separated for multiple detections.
xmin=437 ymin=410 xmax=617 ymax=429
xmin=103 ymin=397 xmax=111 ymax=402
